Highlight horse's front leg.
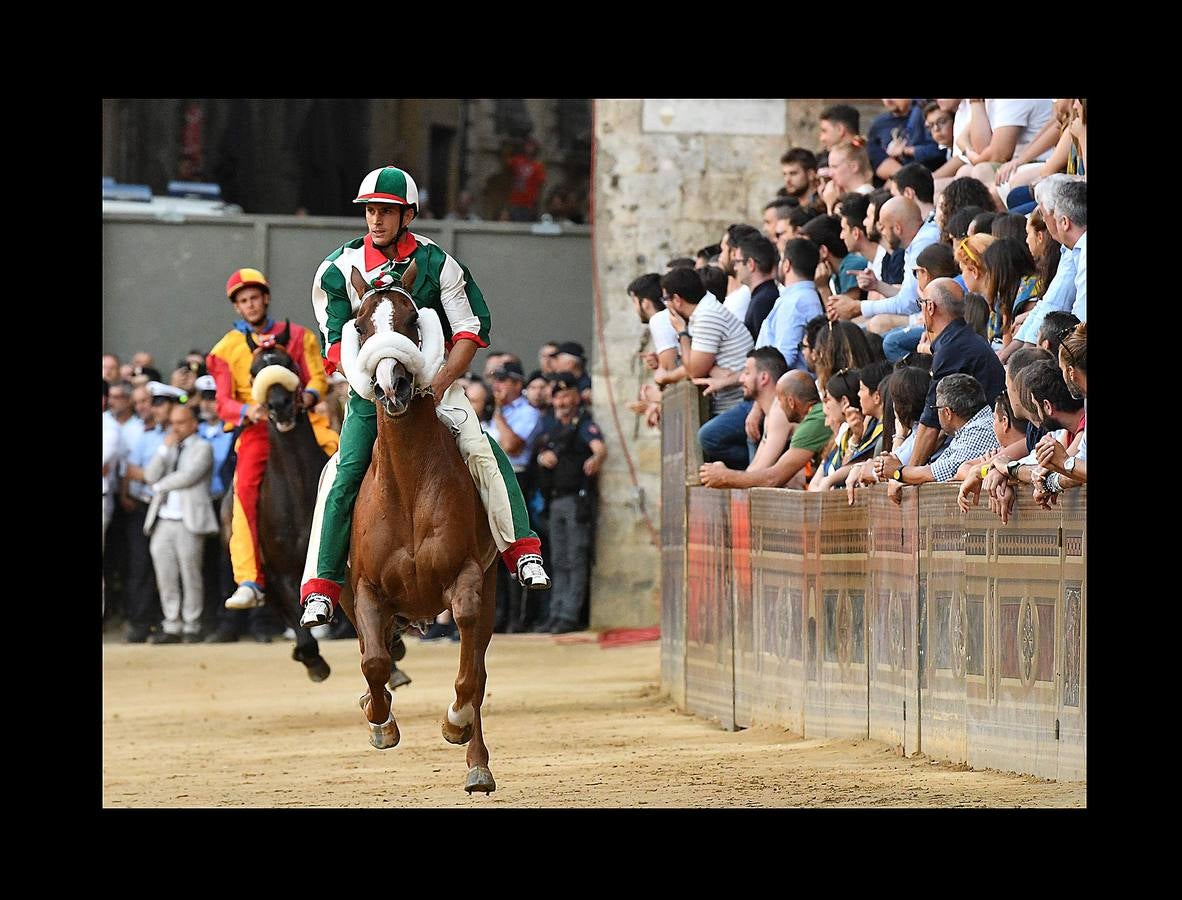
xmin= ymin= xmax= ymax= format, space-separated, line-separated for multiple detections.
xmin=354 ymin=579 xmax=398 ymax=749
xmin=443 ymin=560 xmax=496 ymax=794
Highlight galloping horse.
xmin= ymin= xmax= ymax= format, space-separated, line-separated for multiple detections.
xmin=341 ymin=263 xmax=499 ymax=794
xmin=244 ymin=324 xmax=336 ymax=682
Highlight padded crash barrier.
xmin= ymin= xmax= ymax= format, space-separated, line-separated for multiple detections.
xmin=660 ymin=382 xmax=1085 ymax=781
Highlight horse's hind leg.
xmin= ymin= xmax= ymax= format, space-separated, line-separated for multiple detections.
xmin=445 ymin=561 xmax=497 ymax=794
xmin=355 ymin=580 xmax=398 ymax=749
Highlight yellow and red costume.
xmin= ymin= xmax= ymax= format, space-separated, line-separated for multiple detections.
xmin=207 ymin=315 xmax=338 ymax=593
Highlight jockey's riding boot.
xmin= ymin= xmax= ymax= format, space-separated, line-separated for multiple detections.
xmin=300 ymin=594 xmax=335 ymax=628
xmin=516 ymin=554 xmax=551 ymax=591
xmin=225 ymin=582 xmax=265 ymax=610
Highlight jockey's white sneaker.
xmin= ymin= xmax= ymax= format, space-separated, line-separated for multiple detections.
xmin=225 ymin=583 xmax=265 ymax=610
xmin=517 ymin=555 xmax=551 ymax=591
xmin=300 ymin=596 xmax=334 ymax=628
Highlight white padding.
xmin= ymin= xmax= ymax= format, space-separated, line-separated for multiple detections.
xmin=341 ymin=321 xmax=374 ymax=400
xmin=417 ymin=308 xmax=445 ymax=385
xmin=251 ymin=365 xmax=300 ymax=404
xmin=447 ymin=701 xmax=475 ymax=728
xmin=342 ymin=312 xmax=441 ymax=401
xmin=357 ymin=331 xmax=424 ymax=383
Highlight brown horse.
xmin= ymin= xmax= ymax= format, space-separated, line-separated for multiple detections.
xmin=343 ymin=264 xmax=499 ymax=794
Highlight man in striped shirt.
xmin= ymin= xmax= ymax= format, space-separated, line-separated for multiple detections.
xmin=662 ymin=267 xmax=754 ymax=471
xmin=299 ymin=166 xmax=550 ymax=627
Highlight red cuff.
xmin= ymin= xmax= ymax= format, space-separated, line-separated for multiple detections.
xmin=450 ymin=332 xmax=489 ymax=349
xmin=324 ymin=341 xmax=341 ymax=376
xmin=300 ymin=578 xmax=342 ymax=606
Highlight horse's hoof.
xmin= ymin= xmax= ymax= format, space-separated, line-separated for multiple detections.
xmin=369 ymin=717 xmax=400 ymax=750
xmin=441 ymin=719 xmax=473 ymax=746
xmin=304 ymin=656 xmax=331 ymax=683
xmin=387 ymin=668 xmax=412 ymax=691
xmin=390 ymin=637 xmax=407 ymax=662
xmin=464 ymin=765 xmax=496 ymax=794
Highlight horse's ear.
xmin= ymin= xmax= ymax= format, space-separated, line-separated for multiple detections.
xmin=245 ymin=332 xmax=257 ymax=353
xmin=278 ymin=318 xmax=291 ymax=346
xmin=350 ymin=266 xmax=369 ymax=300
xmin=402 ymin=259 xmax=419 ymax=293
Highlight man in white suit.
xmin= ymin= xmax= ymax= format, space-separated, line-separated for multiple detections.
xmin=143 ymin=402 xmax=219 ymax=643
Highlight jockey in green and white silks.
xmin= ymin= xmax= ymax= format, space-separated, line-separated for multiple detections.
xmin=299 ymin=166 xmax=550 ymax=627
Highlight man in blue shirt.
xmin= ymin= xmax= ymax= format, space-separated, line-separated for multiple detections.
xmin=909 ymin=279 xmax=1006 ymax=468
xmin=868 ymin=99 xmax=942 ymax=182
xmin=827 ymin=196 xmax=940 ymax=333
xmin=489 ymin=359 xmax=545 ymax=633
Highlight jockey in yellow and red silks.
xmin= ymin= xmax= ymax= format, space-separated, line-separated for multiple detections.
xmin=207 ymin=268 xmax=339 ymax=611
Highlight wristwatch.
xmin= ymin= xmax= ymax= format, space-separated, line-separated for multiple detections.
xmin=891 ymin=468 xmax=903 ymax=482
xmin=1064 ymin=456 xmax=1076 ymax=473
xmin=1006 ymin=458 xmax=1022 ymax=478
xmin=677 ymin=330 xmax=691 ymax=339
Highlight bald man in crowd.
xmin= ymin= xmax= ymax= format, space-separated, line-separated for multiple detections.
xmin=698 ymin=370 xmax=833 ymax=489
xmin=825 ymin=196 xmax=940 ymax=334
xmin=907 ymin=276 xmax=1006 ymax=467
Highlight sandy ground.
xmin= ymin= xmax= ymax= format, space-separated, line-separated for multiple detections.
xmin=102 ymin=633 xmax=1085 ymax=808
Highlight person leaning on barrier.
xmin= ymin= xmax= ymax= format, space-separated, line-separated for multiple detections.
xmin=699 ymin=370 xmax=832 ymax=490
xmin=698 ymin=347 xmax=789 ymax=486
xmin=957 ymin=345 xmax=1053 ymax=521
xmin=874 ymin=373 xmax=1000 ymax=487
xmin=1033 ymin=321 xmax=1087 ymax=499
xmin=906 ymin=278 xmax=1006 ymax=468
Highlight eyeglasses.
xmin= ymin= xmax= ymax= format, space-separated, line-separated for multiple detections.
xmin=926 ymin=116 xmax=953 ymax=128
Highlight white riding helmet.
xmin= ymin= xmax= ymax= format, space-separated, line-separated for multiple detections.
xmin=353 ymin=166 xmax=419 ymax=212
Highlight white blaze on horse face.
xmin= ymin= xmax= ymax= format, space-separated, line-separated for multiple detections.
xmin=373 ymin=299 xmax=396 ymax=336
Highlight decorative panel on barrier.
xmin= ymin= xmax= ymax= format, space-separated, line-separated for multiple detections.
xmin=685 ymin=487 xmax=735 ymax=730
xmin=730 ymin=491 xmax=754 ymax=728
xmin=806 ymin=492 xmax=869 ymax=739
xmin=963 ymin=490 xmax=1064 ymax=779
xmin=866 ymin=487 xmax=920 ymax=755
xmin=1057 ymin=488 xmax=1086 ymax=781
xmin=746 ymin=488 xmax=809 ymax=734
xmin=660 ymin=383 xmax=690 ymax=708
xmin=918 ymin=486 xmax=970 ymax=764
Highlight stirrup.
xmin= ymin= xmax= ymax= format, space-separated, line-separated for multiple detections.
xmin=300 ymin=595 xmax=335 ymax=628
xmin=516 ymin=554 xmax=551 ymax=591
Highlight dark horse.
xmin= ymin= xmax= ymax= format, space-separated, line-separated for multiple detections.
xmin=343 ymin=264 xmax=499 ymax=794
xmin=242 ymin=323 xmax=336 ymax=682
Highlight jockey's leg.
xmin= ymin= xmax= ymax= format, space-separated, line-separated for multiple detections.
xmin=225 ymin=422 xmax=269 ymax=608
xmin=308 ymin=409 xmax=341 ymax=457
xmin=300 ymin=391 xmax=375 ymax=621
xmin=439 ymin=383 xmax=550 ymax=588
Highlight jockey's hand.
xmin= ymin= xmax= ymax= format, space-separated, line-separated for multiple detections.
xmin=301 ymin=391 xmax=317 ymax=410
xmin=430 ymin=371 xmax=454 ymax=407
xmin=538 ymin=450 xmax=559 ymax=469
xmin=247 ymin=403 xmax=268 ymax=424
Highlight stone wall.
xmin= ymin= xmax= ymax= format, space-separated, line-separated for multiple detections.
xmin=589 ymin=98 xmax=880 ymax=629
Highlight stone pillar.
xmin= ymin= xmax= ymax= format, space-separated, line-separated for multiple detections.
xmin=590 ymin=99 xmax=795 ymax=629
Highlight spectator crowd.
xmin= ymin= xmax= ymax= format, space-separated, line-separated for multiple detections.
xmin=104 ymin=322 xmax=600 ymax=644
xmin=627 ymin=99 xmax=1086 ymax=521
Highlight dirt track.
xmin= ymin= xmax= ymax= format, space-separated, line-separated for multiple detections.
xmin=102 ymin=634 xmax=1085 ymax=808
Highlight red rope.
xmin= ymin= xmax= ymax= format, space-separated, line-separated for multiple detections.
xmin=589 ymin=102 xmax=660 ymax=548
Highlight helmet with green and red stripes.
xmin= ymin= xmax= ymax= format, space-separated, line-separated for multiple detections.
xmin=353 ymin=166 xmax=419 ymax=212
